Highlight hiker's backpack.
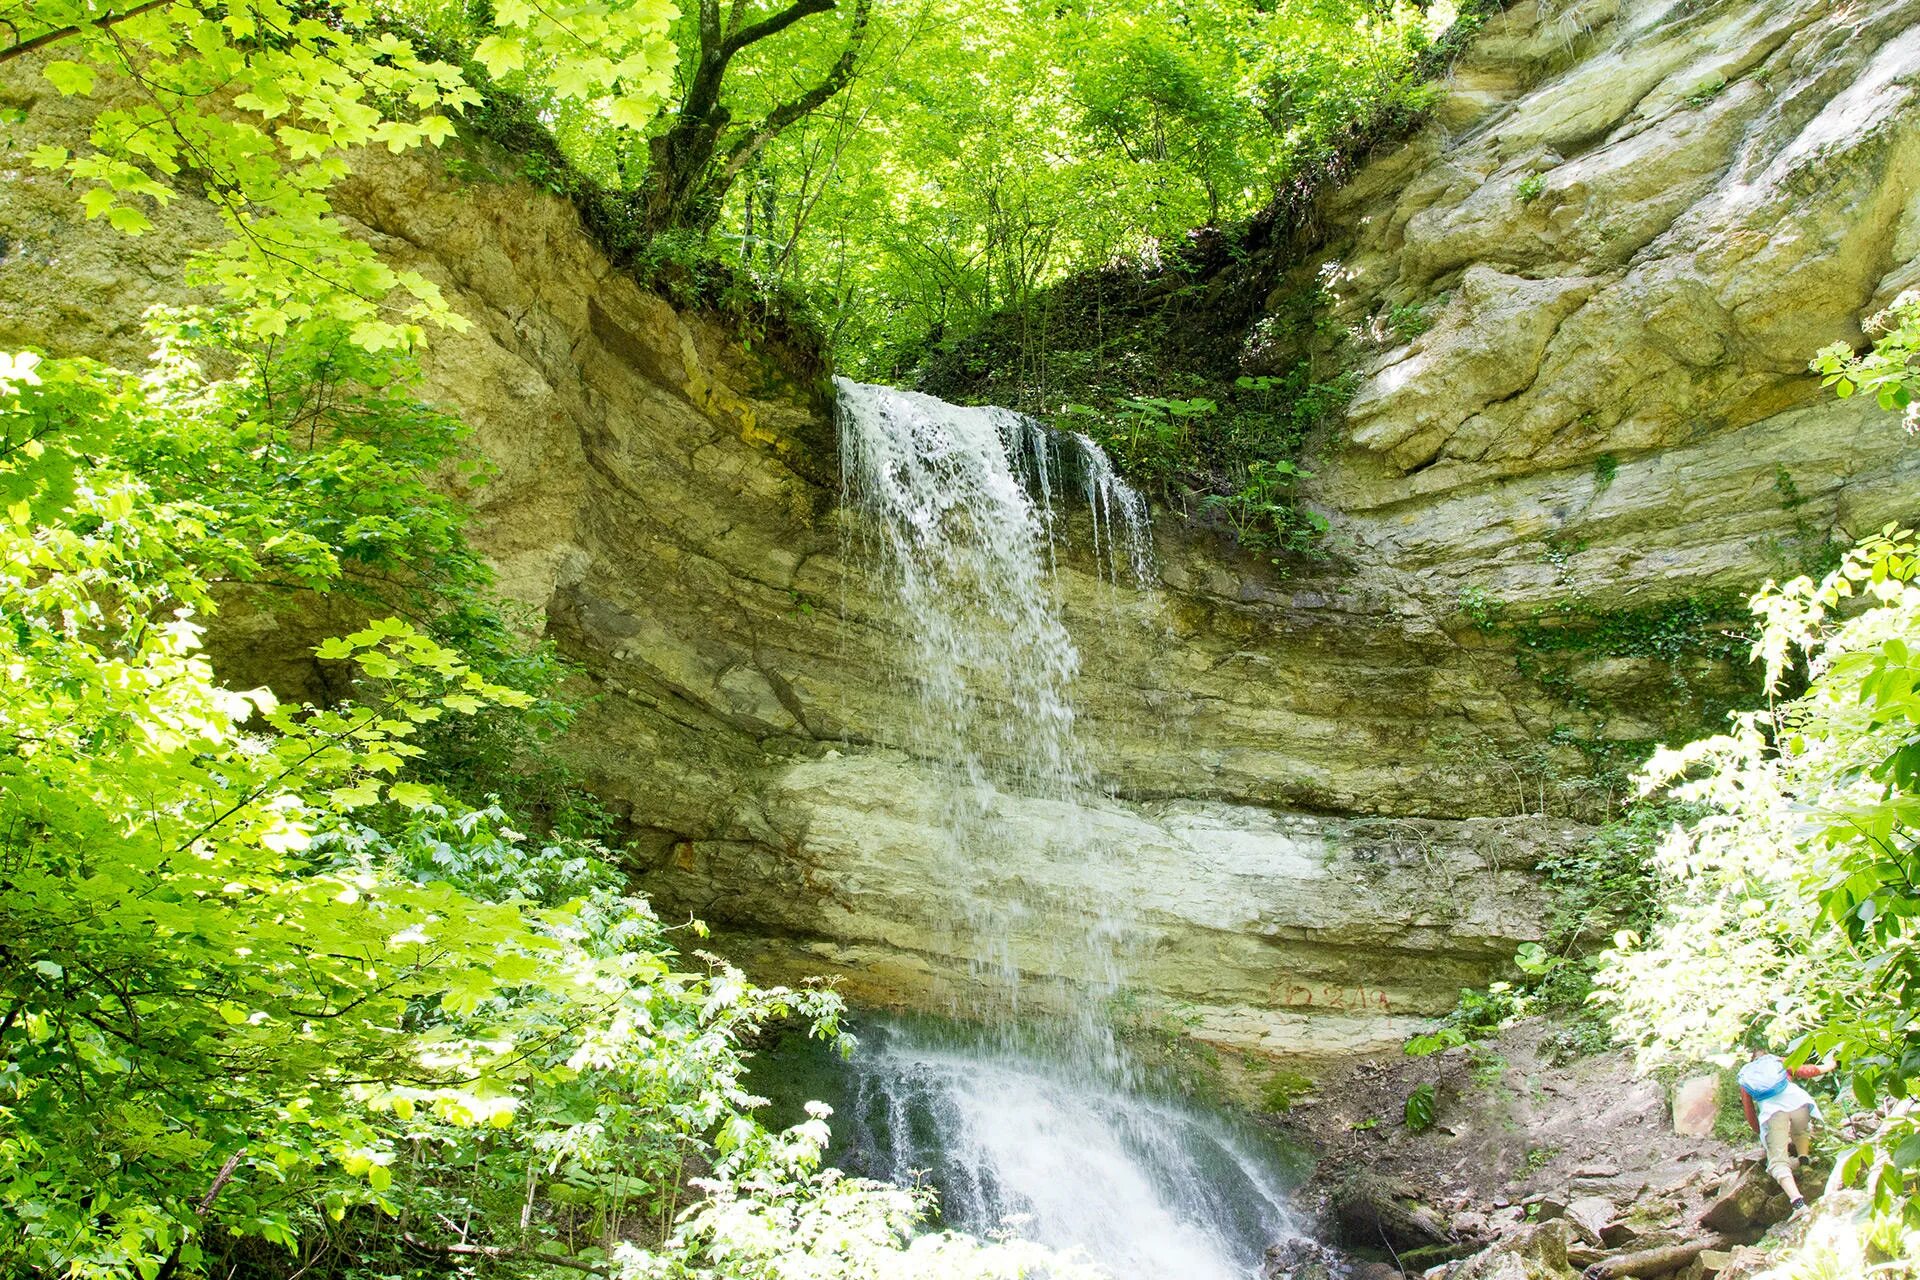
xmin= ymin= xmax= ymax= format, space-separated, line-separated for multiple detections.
xmin=1738 ymin=1055 xmax=1790 ymax=1101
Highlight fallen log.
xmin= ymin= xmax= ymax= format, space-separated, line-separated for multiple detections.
xmin=1581 ymin=1236 xmax=1734 ymax=1279
xmin=400 ymin=1234 xmax=610 ymax=1276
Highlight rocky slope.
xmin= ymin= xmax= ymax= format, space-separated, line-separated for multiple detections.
xmin=1268 ymin=1015 xmax=1880 ymax=1280
xmin=3 ymin=0 xmax=1918 ymax=1061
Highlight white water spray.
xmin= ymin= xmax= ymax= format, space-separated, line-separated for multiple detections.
xmin=833 ymin=379 xmax=1296 ymax=1277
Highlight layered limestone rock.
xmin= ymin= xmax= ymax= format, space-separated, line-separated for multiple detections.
xmin=1313 ymin=0 xmax=1920 ymax=613
xmin=3 ymin=0 xmax=1918 ymax=1057
xmin=656 ymin=752 xmax=1567 ymax=1057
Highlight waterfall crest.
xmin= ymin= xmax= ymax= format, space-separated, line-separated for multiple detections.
xmin=830 ymin=380 xmax=1298 ymax=1277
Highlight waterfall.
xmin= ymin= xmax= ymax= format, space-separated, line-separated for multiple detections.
xmin=831 ymin=380 xmax=1298 ymax=1277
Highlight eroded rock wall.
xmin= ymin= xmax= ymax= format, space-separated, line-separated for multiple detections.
xmin=1317 ymin=0 xmax=1920 ymax=613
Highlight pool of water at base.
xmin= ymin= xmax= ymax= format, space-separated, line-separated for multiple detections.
xmin=749 ymin=1011 xmax=1313 ymax=1280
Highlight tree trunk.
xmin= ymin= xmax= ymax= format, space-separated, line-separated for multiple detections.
xmin=639 ymin=0 xmax=870 ymax=238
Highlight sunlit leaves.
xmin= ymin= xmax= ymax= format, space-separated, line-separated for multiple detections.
xmin=9 ymin=0 xmax=678 ymax=350
xmin=677 ymin=0 xmax=1444 ymax=374
xmin=1813 ymin=291 xmax=1920 ymax=430
xmin=0 ymin=334 xmax=852 ymax=1277
xmin=40 ymin=58 xmax=95 ymax=95
xmin=618 ymin=1106 xmax=1109 ymax=1280
xmin=1596 ymin=523 xmax=1920 ymax=1218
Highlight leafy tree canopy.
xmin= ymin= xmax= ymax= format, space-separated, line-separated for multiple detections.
xmin=4 ymin=0 xmax=1458 ymax=369
xmin=3 ymin=0 xmax=678 ymax=348
xmin=677 ymin=0 xmax=1456 ymax=376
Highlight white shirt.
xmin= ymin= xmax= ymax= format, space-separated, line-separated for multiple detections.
xmin=1753 ymin=1076 xmax=1819 ymax=1126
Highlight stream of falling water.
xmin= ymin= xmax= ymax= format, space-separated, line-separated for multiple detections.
xmin=830 ymin=379 xmax=1298 ymax=1277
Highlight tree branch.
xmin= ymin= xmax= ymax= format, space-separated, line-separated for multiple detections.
xmin=696 ymin=0 xmax=721 ymax=54
xmin=719 ymin=0 xmax=870 ymax=186
xmin=644 ymin=0 xmax=865 ymax=233
xmin=721 ymin=0 xmax=833 ymax=59
xmin=0 ymin=0 xmax=178 ymax=65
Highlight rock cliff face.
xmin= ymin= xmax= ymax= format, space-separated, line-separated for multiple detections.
xmin=2 ymin=0 xmax=1917 ymax=1059
xmin=1319 ymin=0 xmax=1920 ymax=614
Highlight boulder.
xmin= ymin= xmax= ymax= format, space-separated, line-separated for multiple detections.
xmin=1525 ymin=1194 xmax=1570 ymax=1223
xmin=1332 ymin=1172 xmax=1452 ymax=1254
xmin=1450 ymin=1209 xmax=1495 ymax=1241
xmin=1698 ymin=1162 xmax=1787 ymax=1238
xmin=1563 ymin=1195 xmax=1616 ymax=1247
xmin=1262 ymin=1236 xmax=1346 ymax=1280
xmin=1448 ymin=1220 xmax=1580 ymax=1280
xmin=1672 ymin=1076 xmax=1720 ymax=1138
xmin=1352 ymin=1264 xmax=1405 ymax=1280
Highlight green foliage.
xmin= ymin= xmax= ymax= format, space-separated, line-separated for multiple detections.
xmin=700 ymin=0 xmax=1458 ymax=375
xmin=1685 ymin=75 xmax=1727 ymax=107
xmin=8 ymin=0 xmax=678 ymax=351
xmin=1812 ymin=291 xmax=1920 ymax=428
xmin=1406 ymin=982 xmax=1530 ymax=1057
xmin=125 ymin=308 xmax=486 ymax=607
xmin=1386 ymin=301 xmax=1434 ymax=341
xmin=1043 ymin=363 xmax=1352 ymax=563
xmin=1404 ymin=1083 xmax=1437 ymax=1133
xmin=1516 ymin=171 xmax=1546 ymax=203
xmin=13 ymin=0 xmax=1498 ymax=453
xmin=1202 ymin=459 xmax=1329 ymax=560
xmin=1405 ymin=799 xmax=1683 ymax=1062
xmin=1459 ymin=585 xmax=1506 ymax=629
xmin=1537 ymin=801 xmax=1689 ymax=950
xmin=1596 ymin=524 xmax=1920 ymax=1220
xmin=617 ymin=1113 xmax=1107 ymax=1279
xmin=1 ymin=341 xmax=775 ymax=1272
xmin=1593 ymin=452 xmax=1619 ymax=491
xmin=1452 ymin=575 xmax=1759 ymax=811
xmin=1510 ymin=592 xmax=1753 ymax=665
xmin=1065 ymin=393 xmax=1222 ymax=492
xmin=1261 ymin=1069 xmax=1317 ymax=1113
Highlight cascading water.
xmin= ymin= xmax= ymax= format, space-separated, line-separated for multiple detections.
xmin=827 ymin=379 xmax=1300 ymax=1277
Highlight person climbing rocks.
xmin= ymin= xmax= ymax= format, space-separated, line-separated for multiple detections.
xmin=1736 ymin=1049 xmax=1834 ymax=1216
